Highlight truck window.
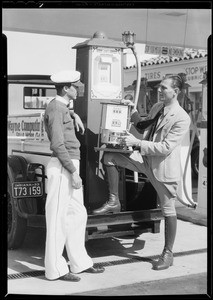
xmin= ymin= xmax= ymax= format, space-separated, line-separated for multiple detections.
xmin=24 ymin=87 xmax=55 ymax=109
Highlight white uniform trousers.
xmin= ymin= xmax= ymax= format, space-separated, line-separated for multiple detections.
xmin=44 ymin=157 xmax=93 ymax=280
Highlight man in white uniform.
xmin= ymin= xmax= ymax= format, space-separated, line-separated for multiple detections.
xmin=44 ymin=70 xmax=105 ymax=281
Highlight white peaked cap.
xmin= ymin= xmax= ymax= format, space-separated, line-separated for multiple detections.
xmin=50 ymin=70 xmax=81 ymax=85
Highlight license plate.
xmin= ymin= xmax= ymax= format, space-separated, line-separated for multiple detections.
xmin=12 ymin=181 xmax=43 ymax=198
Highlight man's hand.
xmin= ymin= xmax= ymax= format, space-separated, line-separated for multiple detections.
xmin=72 ymin=113 xmax=85 ymax=135
xmin=121 ymin=99 xmax=135 ymax=107
xmin=121 ymin=99 xmax=137 ymax=115
xmin=71 ymin=171 xmax=82 ymax=189
xmin=122 ymin=131 xmax=140 ymax=148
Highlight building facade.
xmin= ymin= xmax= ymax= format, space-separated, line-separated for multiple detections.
xmin=123 ymin=52 xmax=207 ymax=118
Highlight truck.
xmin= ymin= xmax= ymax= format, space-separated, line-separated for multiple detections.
xmin=7 ymin=74 xmax=164 ymax=249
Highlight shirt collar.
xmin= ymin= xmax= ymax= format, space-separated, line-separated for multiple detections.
xmin=163 ymin=100 xmax=179 ymax=115
xmin=55 ymin=95 xmax=69 ymax=107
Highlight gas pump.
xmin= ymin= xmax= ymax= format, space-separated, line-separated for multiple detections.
xmin=73 ymin=31 xmax=127 ymax=212
xmin=197 ymin=71 xmax=207 ymax=215
xmin=98 ymin=103 xmax=131 ymax=148
xmin=73 ymin=31 xmax=162 ymax=238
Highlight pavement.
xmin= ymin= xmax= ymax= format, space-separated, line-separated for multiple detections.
xmin=6 ymin=176 xmax=209 ymax=296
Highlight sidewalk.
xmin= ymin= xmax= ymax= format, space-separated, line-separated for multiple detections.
xmin=7 ymin=176 xmax=207 ymax=296
xmin=7 ymin=218 xmax=207 ymax=295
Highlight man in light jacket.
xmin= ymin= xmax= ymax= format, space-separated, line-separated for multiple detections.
xmin=93 ymin=74 xmax=191 ymax=271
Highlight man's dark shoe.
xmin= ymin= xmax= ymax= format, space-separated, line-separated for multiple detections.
xmin=59 ymin=272 xmax=81 ymax=281
xmin=153 ymin=249 xmax=173 ymax=270
xmin=83 ymin=266 xmax=105 ymax=273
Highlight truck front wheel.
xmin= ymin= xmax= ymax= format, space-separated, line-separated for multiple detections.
xmin=8 ymin=179 xmax=27 ymax=249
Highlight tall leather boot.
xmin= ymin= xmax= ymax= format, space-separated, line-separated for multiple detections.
xmin=92 ymin=193 xmax=121 ymax=214
xmin=92 ymin=165 xmax=121 ymax=215
xmin=153 ymin=216 xmax=177 ymax=270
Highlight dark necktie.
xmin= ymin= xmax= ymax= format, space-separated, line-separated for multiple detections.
xmin=136 ymin=105 xmax=164 ymax=130
xmin=137 ymin=105 xmax=164 ymax=141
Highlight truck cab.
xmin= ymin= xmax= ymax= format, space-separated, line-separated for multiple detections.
xmin=7 ymin=75 xmax=55 ymax=248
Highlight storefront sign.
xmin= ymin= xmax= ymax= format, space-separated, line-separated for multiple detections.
xmin=185 ymin=65 xmax=207 ymax=83
xmin=141 ymin=63 xmax=207 ymax=86
xmin=145 ymin=44 xmax=184 ymax=58
xmin=144 ymin=71 xmax=161 ymax=80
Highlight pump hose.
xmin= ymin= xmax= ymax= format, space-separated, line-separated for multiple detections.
xmin=131 ymin=46 xmax=141 ymax=111
xmin=176 ymin=111 xmax=199 ymax=209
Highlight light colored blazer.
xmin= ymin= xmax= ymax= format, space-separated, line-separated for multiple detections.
xmin=131 ymin=101 xmax=191 ymax=183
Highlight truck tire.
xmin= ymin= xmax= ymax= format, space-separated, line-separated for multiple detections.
xmin=8 ymin=178 xmax=27 ymax=249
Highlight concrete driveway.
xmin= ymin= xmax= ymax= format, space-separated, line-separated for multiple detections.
xmin=6 ymin=215 xmax=207 ymax=296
